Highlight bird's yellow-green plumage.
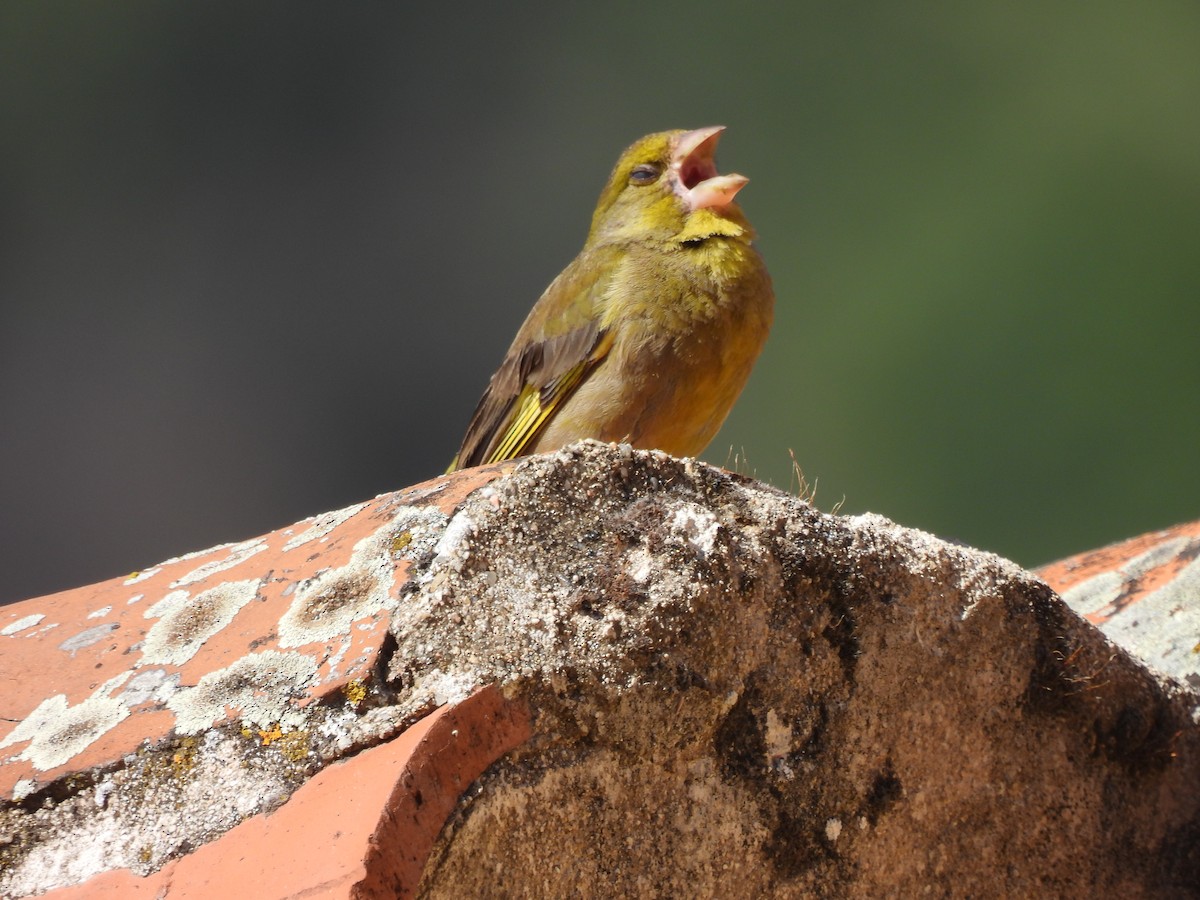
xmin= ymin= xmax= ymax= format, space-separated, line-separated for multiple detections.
xmin=448 ymin=126 xmax=773 ymax=472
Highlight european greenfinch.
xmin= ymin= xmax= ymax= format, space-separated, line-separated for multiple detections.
xmin=449 ymin=126 xmax=773 ymax=471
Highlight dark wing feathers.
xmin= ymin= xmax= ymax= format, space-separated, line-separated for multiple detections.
xmin=449 ymin=320 xmax=609 ymax=471
xmin=447 ymin=247 xmax=622 ymax=472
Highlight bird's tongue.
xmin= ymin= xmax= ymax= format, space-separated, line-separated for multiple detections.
xmin=673 ymin=126 xmax=748 ymax=211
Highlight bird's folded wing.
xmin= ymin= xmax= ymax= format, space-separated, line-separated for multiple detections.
xmin=449 ymin=323 xmax=614 ymax=471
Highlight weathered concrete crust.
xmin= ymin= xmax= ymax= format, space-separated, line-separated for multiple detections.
xmin=378 ymin=443 xmax=1199 ymax=898
xmin=3 ymin=442 xmax=1198 ymax=897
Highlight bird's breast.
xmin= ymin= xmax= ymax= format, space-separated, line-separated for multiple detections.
xmin=534 ymin=238 xmax=772 ymax=458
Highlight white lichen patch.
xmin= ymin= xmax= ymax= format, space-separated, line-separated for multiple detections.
xmin=156 ymin=542 xmax=237 ymax=568
xmin=143 ymin=589 xmax=190 ymax=620
xmin=412 ymin=668 xmax=478 ymax=707
xmin=671 ymin=503 xmax=721 ymax=559
xmin=93 ymin=672 xmax=132 ymax=698
xmin=116 ymin=669 xmax=179 ymax=708
xmin=93 ymin=775 xmax=116 ymax=808
xmin=166 ymin=650 xmax=319 ymax=734
xmin=2 ymin=614 xmax=45 ymax=636
xmin=86 ymin=606 xmax=113 ymax=620
xmin=429 ymin=511 xmax=478 ymax=575
xmin=278 ymin=542 xmax=389 ymax=649
xmin=140 ymin=579 xmax=260 ymax=666
xmin=0 ymin=694 xmax=129 ymax=772
xmin=123 ymin=567 xmax=161 ymax=585
xmin=825 ymin=817 xmax=843 ymax=842
xmin=282 ymin=500 xmax=369 ymax=552
xmin=57 ymin=623 xmax=120 ymax=655
xmin=627 ymin=548 xmax=654 ymax=584
xmin=170 ymin=538 xmax=267 ymax=588
xmin=278 ymin=506 xmax=445 ymax=649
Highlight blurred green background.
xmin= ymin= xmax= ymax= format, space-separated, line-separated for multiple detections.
xmin=2 ymin=3 xmax=1198 ymax=604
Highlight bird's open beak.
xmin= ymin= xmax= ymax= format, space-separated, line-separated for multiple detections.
xmin=671 ymin=126 xmax=748 ymax=211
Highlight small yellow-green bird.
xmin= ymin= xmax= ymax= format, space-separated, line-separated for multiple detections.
xmin=449 ymin=126 xmax=773 ymax=471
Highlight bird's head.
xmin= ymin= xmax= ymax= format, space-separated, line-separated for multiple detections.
xmin=586 ymin=126 xmax=753 ymax=247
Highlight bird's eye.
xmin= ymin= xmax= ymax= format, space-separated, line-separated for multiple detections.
xmin=628 ymin=163 xmax=662 ymax=186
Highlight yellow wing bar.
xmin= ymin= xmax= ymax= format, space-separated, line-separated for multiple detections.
xmin=485 ymin=362 xmax=589 ymax=464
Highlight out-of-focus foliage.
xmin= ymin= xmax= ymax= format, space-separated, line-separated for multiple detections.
xmin=2 ymin=2 xmax=1197 ymax=603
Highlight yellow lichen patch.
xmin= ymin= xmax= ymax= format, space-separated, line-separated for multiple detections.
xmin=171 ymin=737 xmax=198 ymax=778
xmin=252 ymin=722 xmax=310 ymax=758
xmin=274 ymin=730 xmax=311 ymax=763
xmin=392 ymin=531 xmax=413 ymax=553
xmin=135 ymin=736 xmax=199 ymax=790
xmin=342 ymin=678 xmax=368 ymax=707
xmin=258 ymin=723 xmax=284 ymax=746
